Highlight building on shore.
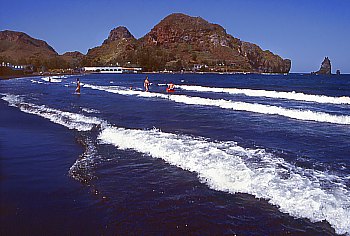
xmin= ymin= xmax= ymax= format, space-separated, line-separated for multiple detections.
xmin=82 ymin=66 xmax=142 ymax=73
xmin=0 ymin=62 xmax=34 ymax=77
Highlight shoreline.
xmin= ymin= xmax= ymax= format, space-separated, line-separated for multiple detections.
xmin=0 ymin=72 xmax=81 ymax=80
xmin=2 ymin=71 xmax=348 ymax=81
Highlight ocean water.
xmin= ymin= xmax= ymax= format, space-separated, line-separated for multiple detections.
xmin=1 ymin=73 xmax=349 ymax=235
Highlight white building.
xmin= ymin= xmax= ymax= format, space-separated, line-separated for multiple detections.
xmin=82 ymin=66 xmax=142 ymax=73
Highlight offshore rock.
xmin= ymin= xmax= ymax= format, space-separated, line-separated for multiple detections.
xmin=316 ymin=57 xmax=332 ymax=75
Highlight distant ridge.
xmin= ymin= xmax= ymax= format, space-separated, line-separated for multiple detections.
xmin=0 ymin=30 xmax=58 ymax=62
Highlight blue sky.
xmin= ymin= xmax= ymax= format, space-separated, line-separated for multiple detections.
xmin=1 ymin=0 xmax=349 ymax=73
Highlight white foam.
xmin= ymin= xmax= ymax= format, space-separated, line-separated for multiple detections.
xmin=2 ymin=92 xmax=349 ymax=233
xmin=30 ymin=79 xmax=43 ymax=84
xmin=69 ymin=137 xmax=99 ymax=183
xmin=84 ymin=84 xmax=350 ymax=125
xmin=2 ymin=94 xmax=105 ymax=131
xmin=178 ymin=85 xmax=350 ymax=105
xmin=41 ymin=77 xmax=62 ymax=83
xmin=98 ymin=126 xmax=350 ymax=235
xmin=81 ymin=107 xmax=100 ymax=114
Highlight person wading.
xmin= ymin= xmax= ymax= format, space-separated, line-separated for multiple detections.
xmin=144 ymin=76 xmax=150 ymax=92
xmin=75 ymin=78 xmax=81 ymax=94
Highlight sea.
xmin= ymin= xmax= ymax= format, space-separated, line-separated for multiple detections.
xmin=1 ymin=73 xmax=349 ymax=235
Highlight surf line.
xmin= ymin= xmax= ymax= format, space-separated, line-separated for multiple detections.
xmin=177 ymin=85 xmax=350 ymax=105
xmin=98 ymin=126 xmax=350 ymax=235
xmin=1 ymin=94 xmax=105 ymax=131
xmin=83 ymin=84 xmax=350 ymax=125
xmin=2 ymin=93 xmax=349 ymax=234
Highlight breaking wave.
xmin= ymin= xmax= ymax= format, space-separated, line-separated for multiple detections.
xmin=177 ymin=85 xmax=350 ymax=105
xmin=41 ymin=76 xmax=63 ymax=83
xmin=81 ymin=107 xmax=100 ymax=114
xmin=98 ymin=126 xmax=350 ymax=235
xmin=2 ymin=92 xmax=349 ymax=234
xmin=83 ymin=84 xmax=350 ymax=125
xmin=1 ymin=94 xmax=105 ymax=131
xmin=30 ymin=79 xmax=43 ymax=84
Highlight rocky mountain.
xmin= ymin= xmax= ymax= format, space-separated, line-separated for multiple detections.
xmin=85 ymin=13 xmax=291 ymax=73
xmin=0 ymin=30 xmax=58 ymax=64
xmin=0 ymin=30 xmax=86 ymax=69
xmin=84 ymin=26 xmax=137 ymax=66
xmin=316 ymin=57 xmax=331 ymax=75
xmin=1 ymin=13 xmax=291 ymax=73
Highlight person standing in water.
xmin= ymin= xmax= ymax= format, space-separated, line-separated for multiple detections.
xmin=144 ymin=76 xmax=150 ymax=92
xmin=168 ymin=82 xmax=175 ymax=90
xmin=75 ymin=78 xmax=81 ymax=94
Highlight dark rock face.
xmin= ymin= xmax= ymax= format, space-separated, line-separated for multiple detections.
xmin=316 ymin=57 xmax=331 ymax=75
xmin=240 ymin=42 xmax=291 ymax=73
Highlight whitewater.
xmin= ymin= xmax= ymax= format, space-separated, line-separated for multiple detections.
xmin=82 ymin=84 xmax=350 ymax=125
xmin=2 ymin=93 xmax=350 ymax=235
xmin=177 ymin=85 xmax=350 ymax=105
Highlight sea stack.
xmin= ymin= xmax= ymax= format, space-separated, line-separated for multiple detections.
xmin=316 ymin=57 xmax=331 ymax=75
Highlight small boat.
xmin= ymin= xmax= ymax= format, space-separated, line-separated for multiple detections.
xmin=166 ymin=88 xmax=175 ymax=93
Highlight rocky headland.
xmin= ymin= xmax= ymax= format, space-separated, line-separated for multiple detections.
xmin=1 ymin=13 xmax=291 ymax=73
xmin=85 ymin=13 xmax=291 ymax=73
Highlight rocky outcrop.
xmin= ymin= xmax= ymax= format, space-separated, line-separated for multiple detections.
xmin=316 ymin=57 xmax=331 ymax=75
xmin=84 ymin=27 xmax=137 ymax=66
xmin=103 ymin=26 xmax=135 ymax=44
xmin=240 ymin=42 xmax=291 ymax=73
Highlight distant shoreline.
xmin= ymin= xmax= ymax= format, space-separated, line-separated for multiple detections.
xmin=2 ymin=71 xmax=348 ymax=80
xmin=0 ymin=72 xmax=79 ymax=80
